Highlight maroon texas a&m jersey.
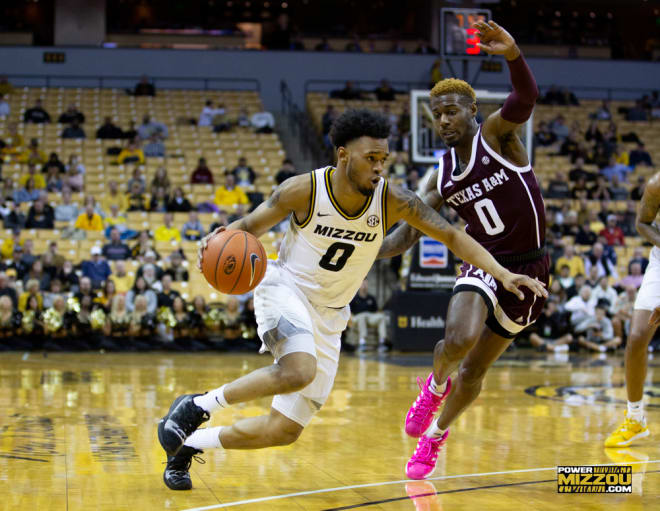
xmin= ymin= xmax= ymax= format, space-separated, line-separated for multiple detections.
xmin=437 ymin=125 xmax=545 ymax=257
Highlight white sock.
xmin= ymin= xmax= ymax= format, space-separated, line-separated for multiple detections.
xmin=193 ymin=385 xmax=229 ymax=413
xmin=184 ymin=426 xmax=224 ymax=450
xmin=425 ymin=421 xmax=446 ymax=439
xmin=628 ymin=400 xmax=644 ymax=422
xmin=429 ymin=376 xmax=447 ymax=397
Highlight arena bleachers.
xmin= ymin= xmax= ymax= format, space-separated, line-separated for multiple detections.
xmin=0 ymin=86 xmax=288 ymax=303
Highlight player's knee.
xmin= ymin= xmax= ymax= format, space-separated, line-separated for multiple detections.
xmin=270 ymin=421 xmax=304 ymax=446
xmin=458 ymin=363 xmax=487 ymax=388
xmin=441 ymin=331 xmax=476 ymax=361
xmin=279 ymin=359 xmax=316 ymax=392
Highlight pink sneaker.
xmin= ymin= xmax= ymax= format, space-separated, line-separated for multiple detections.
xmin=406 ymin=431 xmax=449 ymax=480
xmin=405 ymin=374 xmax=451 ymax=438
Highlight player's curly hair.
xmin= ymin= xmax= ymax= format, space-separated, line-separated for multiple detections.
xmin=329 ymin=109 xmax=391 ymax=148
xmin=430 ymin=78 xmax=476 ymax=105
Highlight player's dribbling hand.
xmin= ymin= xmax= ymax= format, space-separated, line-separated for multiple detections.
xmin=501 ymin=273 xmax=548 ymax=301
xmin=650 ymin=306 xmax=660 ymax=327
xmin=474 ymin=20 xmax=520 ymax=60
xmin=196 ymin=226 xmax=226 ymax=271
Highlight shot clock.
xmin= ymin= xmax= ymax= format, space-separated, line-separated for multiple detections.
xmin=440 ymin=8 xmax=492 ymax=58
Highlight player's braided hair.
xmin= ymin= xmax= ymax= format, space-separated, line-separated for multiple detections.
xmin=430 ymin=78 xmax=476 ymax=105
xmin=329 ymin=109 xmax=391 ymax=148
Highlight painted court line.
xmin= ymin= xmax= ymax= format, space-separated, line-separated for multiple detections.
xmin=181 ymin=459 xmax=660 ymax=511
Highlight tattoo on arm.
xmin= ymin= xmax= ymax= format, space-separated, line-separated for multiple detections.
xmin=266 ymin=189 xmax=281 ymax=208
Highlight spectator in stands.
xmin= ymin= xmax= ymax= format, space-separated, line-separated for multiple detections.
xmin=275 ymin=159 xmax=297 ymax=185
xmin=102 ymin=228 xmax=131 ymax=261
xmin=198 ymin=100 xmax=218 ymax=127
xmin=630 ymin=176 xmax=645 ymax=201
xmin=41 ymin=152 xmax=66 ymax=174
xmin=345 ymin=34 xmax=363 ymax=52
xmin=626 ymin=100 xmax=648 ymax=121
xmin=126 ymin=166 xmax=146 ymax=194
xmin=350 ymin=279 xmax=388 ymax=353
xmin=154 ymin=213 xmax=181 ymax=242
xmin=415 ymin=39 xmax=437 ymax=54
xmin=61 ymin=120 xmax=86 ymax=139
xmin=388 ymin=153 xmax=410 ymax=178
xmin=133 ymin=75 xmax=155 ymax=97
xmin=570 ymin=176 xmax=589 ymax=200
xmin=619 ymin=200 xmax=637 ymax=236
xmin=18 ymin=279 xmax=43 ymax=312
xmin=156 ymin=274 xmax=180 ymax=309
xmin=584 ymin=242 xmax=618 ymax=280
xmin=117 ymin=140 xmax=145 ymax=165
xmin=0 ymin=94 xmax=9 ymax=117
xmin=0 ymin=76 xmax=13 ymax=96
xmin=191 ymin=157 xmax=214 ymax=184
xmin=19 ymin=163 xmax=46 ymax=189
xmin=104 ymin=203 xmax=130 ymax=237
xmin=616 ymin=262 xmax=644 ymax=290
xmin=23 ymin=99 xmax=51 ymax=124
xmin=64 ymin=163 xmax=84 ymax=192
xmin=53 ymin=260 xmax=77 ymax=293
xmin=123 ymin=120 xmax=138 ymax=141
xmin=66 ymin=154 xmax=85 ymax=176
xmin=214 ymin=173 xmax=249 ymax=209
xmin=13 ymin=178 xmax=41 ymax=204
xmin=96 ymin=117 xmax=124 ymax=139
xmin=374 ymin=79 xmax=397 ymax=101
xmin=250 ymin=110 xmax=275 ymax=134
xmin=0 ymin=229 xmax=21 ymax=260
xmin=167 ymin=187 xmax=192 ymax=212
xmin=7 ymin=247 xmax=29 ymax=280
xmin=575 ymin=218 xmax=597 ymax=246
xmin=131 ymin=231 xmax=157 ymax=261
xmin=567 ymin=157 xmax=595 ymax=183
xmin=101 ymin=181 xmax=128 ymax=214
xmin=110 ymin=261 xmax=132 ymax=294
xmin=546 ymin=171 xmax=571 ymax=199
xmin=236 ymin=107 xmax=250 ymax=128
xmin=628 ymin=246 xmax=649 ymax=274
xmin=332 ymin=81 xmax=362 ymax=100
xmin=23 ymin=259 xmax=51 ymax=291
xmin=612 ymin=285 xmax=637 ymax=340
xmin=576 ymin=301 xmax=622 ymax=352
xmin=555 ymin=244 xmax=585 ymax=278
xmin=0 ymin=272 xmax=17 ymax=308
xmin=44 ymin=166 xmax=62 ymax=191
xmin=1 ymin=178 xmax=15 ymax=201
xmin=629 ymin=142 xmax=653 ymax=168
xmin=2 ymin=122 xmax=23 ymax=158
xmin=559 ymin=131 xmax=580 ymax=158
xmin=81 ymin=246 xmax=111 ymax=289
xmin=560 ymin=210 xmax=580 ymax=238
xmin=585 ymin=120 xmax=604 ymax=146
xmin=181 ymin=211 xmax=204 ymax=241
xmin=565 ymin=285 xmax=595 ymax=330
xmin=74 ymin=199 xmax=104 ymax=231
xmin=127 ymin=181 xmax=148 ymax=212
xmin=126 ymin=276 xmax=157 ymax=314
xmin=549 ymin=115 xmax=570 ymax=141
xmin=149 ymin=186 xmax=169 ymax=212
xmin=609 ymin=175 xmax=628 ymax=201
xmin=3 ymin=201 xmax=25 ymax=229
xmin=211 ymin=105 xmax=231 ymax=133
xmin=588 ymin=175 xmax=613 ymax=200
xmin=58 ymin=104 xmax=85 ymax=125
xmin=600 ymin=155 xmax=632 ymax=183
xmin=26 ymin=196 xmax=54 ymax=229
xmin=527 ymin=297 xmax=572 ymax=352
xmin=590 ymin=100 xmax=612 ymax=120
xmin=44 ymin=241 xmax=65 ymax=270
xmin=164 ymin=251 xmax=189 ymax=282
xmin=20 ymin=139 xmax=47 ymax=166
xmin=590 ymin=276 xmax=618 ymax=315
xmin=143 ymin=134 xmax=165 ymax=157
xmin=137 ymin=115 xmax=168 ymax=140
xmin=314 ymin=37 xmax=331 ymax=51
xmin=232 ymin=157 xmax=256 ymax=186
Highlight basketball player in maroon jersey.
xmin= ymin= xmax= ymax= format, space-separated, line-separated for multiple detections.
xmin=377 ymin=20 xmax=548 ymax=479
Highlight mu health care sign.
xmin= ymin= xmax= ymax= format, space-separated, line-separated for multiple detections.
xmin=390 ymin=291 xmax=451 ymax=351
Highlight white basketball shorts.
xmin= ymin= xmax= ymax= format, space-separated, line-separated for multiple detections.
xmin=634 ymin=253 xmax=660 ymax=312
xmin=253 ymin=261 xmax=350 ymax=427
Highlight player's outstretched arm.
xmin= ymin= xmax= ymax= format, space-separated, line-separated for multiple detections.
xmin=388 ymin=184 xmax=547 ymax=300
xmin=377 ymin=171 xmax=443 ymax=259
xmin=477 ymin=21 xmax=539 ymax=145
xmin=636 ymin=172 xmax=660 ymax=248
xmin=196 ymin=174 xmax=311 ymax=269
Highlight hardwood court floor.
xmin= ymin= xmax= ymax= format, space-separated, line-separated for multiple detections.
xmin=0 ymin=349 xmax=658 ymax=510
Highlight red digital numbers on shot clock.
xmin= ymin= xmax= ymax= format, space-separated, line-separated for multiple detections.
xmin=466 ymin=28 xmax=480 ymax=55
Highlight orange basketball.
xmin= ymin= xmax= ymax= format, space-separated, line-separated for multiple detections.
xmin=201 ymin=229 xmax=268 ymax=295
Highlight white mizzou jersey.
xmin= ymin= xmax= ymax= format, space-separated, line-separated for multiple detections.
xmin=278 ymin=166 xmax=388 ymax=308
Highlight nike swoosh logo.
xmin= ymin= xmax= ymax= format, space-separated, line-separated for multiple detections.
xmin=249 ymin=253 xmax=260 ymax=286
xmin=317 ymin=212 xmax=331 ymax=217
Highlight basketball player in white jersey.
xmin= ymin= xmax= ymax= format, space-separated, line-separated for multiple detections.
xmin=605 ymin=171 xmax=660 ymax=447
xmin=157 ymin=109 xmax=547 ymax=490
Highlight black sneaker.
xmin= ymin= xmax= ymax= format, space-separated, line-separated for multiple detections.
xmin=163 ymin=445 xmax=204 ymax=490
xmin=158 ymin=394 xmax=210 ymax=456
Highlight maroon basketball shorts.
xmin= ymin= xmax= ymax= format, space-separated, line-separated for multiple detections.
xmin=453 ymin=254 xmax=550 ymax=338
